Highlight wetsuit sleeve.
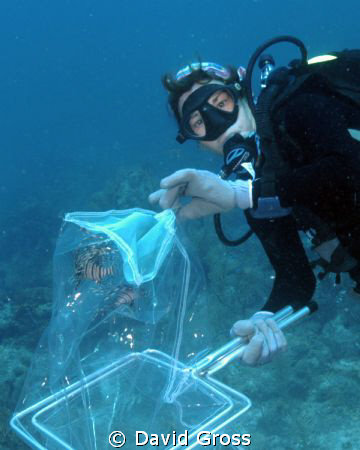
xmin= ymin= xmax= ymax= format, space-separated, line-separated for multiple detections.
xmin=275 ymin=92 xmax=360 ymax=212
xmin=245 ymin=211 xmax=316 ymax=312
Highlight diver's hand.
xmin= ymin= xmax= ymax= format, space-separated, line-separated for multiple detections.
xmin=230 ymin=311 xmax=287 ymax=366
xmin=148 ymin=169 xmax=252 ymax=220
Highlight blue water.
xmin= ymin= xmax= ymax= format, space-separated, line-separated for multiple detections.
xmin=1 ymin=0 xmax=358 ymax=212
xmin=1 ymin=1 xmax=360 ymax=448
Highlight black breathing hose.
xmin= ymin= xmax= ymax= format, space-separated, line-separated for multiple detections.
xmin=214 ymin=35 xmax=308 ymax=247
xmin=244 ymin=35 xmax=308 ymax=116
xmin=214 ymin=214 xmax=253 ymax=246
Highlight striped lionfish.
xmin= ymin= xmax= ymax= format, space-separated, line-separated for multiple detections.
xmin=93 ymin=284 xmax=142 ymax=320
xmin=74 ymin=243 xmax=116 ymax=286
xmin=72 ymin=233 xmax=147 ymax=318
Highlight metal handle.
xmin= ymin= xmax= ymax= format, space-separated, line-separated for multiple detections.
xmin=193 ymin=302 xmax=317 ymax=377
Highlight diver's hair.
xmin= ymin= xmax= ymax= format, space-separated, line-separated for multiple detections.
xmin=162 ymin=62 xmax=240 ymax=125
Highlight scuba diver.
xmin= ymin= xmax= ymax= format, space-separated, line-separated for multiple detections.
xmin=149 ymin=37 xmax=360 ymax=366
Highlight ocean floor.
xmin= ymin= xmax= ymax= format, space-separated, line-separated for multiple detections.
xmin=1 ymin=166 xmax=360 ymax=450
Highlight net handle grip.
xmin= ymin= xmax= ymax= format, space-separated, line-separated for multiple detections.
xmin=194 ymin=302 xmax=318 ymax=376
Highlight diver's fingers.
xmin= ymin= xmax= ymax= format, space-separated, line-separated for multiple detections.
xmin=266 ymin=319 xmax=288 ymax=352
xmin=255 ymin=320 xmax=277 ymax=355
xmin=255 ymin=319 xmax=287 ymax=353
xmin=148 ymin=187 xmax=182 ymax=209
xmin=148 ymin=189 xmax=164 ymax=205
xmin=158 ymin=186 xmax=183 ymax=209
xmin=160 ymin=169 xmax=196 ymax=190
xmin=230 ymin=319 xmax=257 ymax=339
xmin=177 ymin=198 xmax=226 ymax=220
xmin=242 ymin=333 xmax=265 ymax=366
xmin=254 ymin=319 xmax=287 ymax=364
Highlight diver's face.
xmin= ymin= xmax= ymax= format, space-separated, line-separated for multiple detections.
xmin=178 ymin=82 xmax=256 ymax=155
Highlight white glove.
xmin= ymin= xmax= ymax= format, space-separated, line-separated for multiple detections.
xmin=148 ymin=168 xmax=252 ymax=220
xmin=230 ymin=311 xmax=287 ymax=366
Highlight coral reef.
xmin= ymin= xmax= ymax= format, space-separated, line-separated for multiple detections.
xmin=88 ymin=165 xmax=158 ymax=211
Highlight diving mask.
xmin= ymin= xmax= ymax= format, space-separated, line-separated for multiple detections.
xmin=175 ymin=62 xmax=232 ymax=81
xmin=177 ymin=83 xmax=242 ymax=143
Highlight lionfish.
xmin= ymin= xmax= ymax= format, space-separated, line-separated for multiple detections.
xmin=72 ymin=233 xmax=145 ymax=317
xmin=74 ymin=243 xmax=116 ymax=286
xmin=104 ymin=284 xmax=140 ymax=307
xmin=92 ymin=284 xmax=141 ymax=320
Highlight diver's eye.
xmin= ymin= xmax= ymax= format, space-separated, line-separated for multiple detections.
xmin=208 ymin=89 xmax=234 ymax=112
xmin=192 ymin=118 xmax=204 ymax=129
xmin=215 ymin=92 xmax=231 ymax=109
xmin=189 ymin=112 xmax=204 ymax=131
xmin=188 ymin=113 xmax=205 ymax=137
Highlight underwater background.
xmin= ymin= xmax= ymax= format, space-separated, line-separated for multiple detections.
xmin=1 ymin=0 xmax=359 ymax=448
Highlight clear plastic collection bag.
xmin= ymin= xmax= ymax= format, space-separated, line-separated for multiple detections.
xmin=12 ymin=209 xmax=219 ymax=449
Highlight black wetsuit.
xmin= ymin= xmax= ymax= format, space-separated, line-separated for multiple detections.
xmin=246 ymin=85 xmax=360 ymax=312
